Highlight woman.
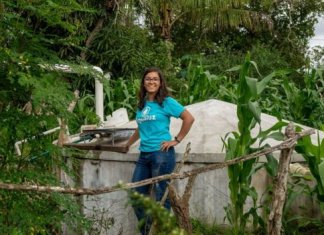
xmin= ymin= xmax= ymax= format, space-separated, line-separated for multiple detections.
xmin=126 ymin=67 xmax=194 ymax=234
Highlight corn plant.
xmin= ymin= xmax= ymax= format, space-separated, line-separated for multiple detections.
xmin=222 ymin=54 xmax=287 ymax=234
xmin=295 ymin=129 xmax=324 ymax=211
xmin=103 ymin=76 xmax=140 ymax=118
xmin=175 ymin=61 xmax=237 ymax=105
xmin=260 ymin=68 xmax=324 ymax=130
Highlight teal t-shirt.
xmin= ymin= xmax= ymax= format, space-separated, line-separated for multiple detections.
xmin=136 ymin=96 xmax=185 ymax=152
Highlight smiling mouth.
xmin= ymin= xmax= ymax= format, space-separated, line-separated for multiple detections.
xmin=146 ymin=85 xmax=158 ymax=89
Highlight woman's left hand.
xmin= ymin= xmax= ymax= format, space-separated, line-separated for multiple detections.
xmin=160 ymin=140 xmax=178 ymax=151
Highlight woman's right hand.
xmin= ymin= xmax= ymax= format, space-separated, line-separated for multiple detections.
xmin=160 ymin=140 xmax=178 ymax=152
xmin=124 ymin=143 xmax=130 ymax=153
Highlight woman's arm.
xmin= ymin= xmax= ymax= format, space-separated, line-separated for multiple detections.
xmin=160 ymin=109 xmax=195 ymax=151
xmin=175 ymin=109 xmax=195 ymax=142
xmin=125 ymin=128 xmax=140 ymax=152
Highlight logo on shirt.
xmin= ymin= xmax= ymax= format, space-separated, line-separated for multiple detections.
xmin=142 ymin=107 xmax=151 ymax=116
xmin=137 ymin=106 xmax=156 ymax=123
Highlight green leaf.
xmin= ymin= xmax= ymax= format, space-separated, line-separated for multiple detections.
xmin=225 ymin=137 xmax=238 ymax=160
xmin=257 ymin=71 xmax=275 ymax=95
xmin=319 ymin=132 xmax=324 ymax=158
xmin=249 ymin=186 xmax=258 ymax=202
xmin=267 ymin=132 xmax=285 ymax=141
xmin=319 ymin=162 xmax=324 ymax=188
xmin=257 ymin=121 xmax=288 ymax=140
xmin=297 ymin=135 xmax=318 ymax=157
xmin=260 ymin=132 xmax=285 ymax=146
xmin=249 ymin=60 xmax=262 ymax=77
xmin=248 ymin=101 xmax=261 ymax=124
xmin=227 ymin=65 xmax=241 ymax=72
xmin=264 ymin=153 xmax=278 ymax=177
xmin=246 ymin=76 xmax=258 ymax=97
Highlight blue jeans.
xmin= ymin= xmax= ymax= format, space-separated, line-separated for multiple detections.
xmin=131 ymin=147 xmax=176 ymax=235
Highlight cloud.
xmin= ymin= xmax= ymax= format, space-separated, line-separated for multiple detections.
xmin=314 ymin=17 xmax=324 ymax=37
xmin=309 ymin=16 xmax=324 ymax=48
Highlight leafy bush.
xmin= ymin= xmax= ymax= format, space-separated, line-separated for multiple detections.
xmin=103 ymin=76 xmax=140 ymax=118
xmin=128 ymin=190 xmax=185 ymax=235
xmin=90 ymin=24 xmax=171 ymax=79
xmin=0 ymin=1 xmax=98 ymax=233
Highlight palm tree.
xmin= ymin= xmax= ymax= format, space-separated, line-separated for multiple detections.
xmin=135 ymin=0 xmax=273 ymax=41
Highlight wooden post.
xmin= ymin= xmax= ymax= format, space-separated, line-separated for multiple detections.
xmin=168 ymin=175 xmax=196 ymax=234
xmin=267 ymin=122 xmax=296 ymax=235
xmin=57 ymin=90 xmax=80 ymax=181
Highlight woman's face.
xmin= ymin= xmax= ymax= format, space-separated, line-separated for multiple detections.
xmin=143 ymin=71 xmax=161 ymax=96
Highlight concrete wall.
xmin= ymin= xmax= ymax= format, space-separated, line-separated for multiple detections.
xmin=67 ymin=150 xmax=318 ymax=235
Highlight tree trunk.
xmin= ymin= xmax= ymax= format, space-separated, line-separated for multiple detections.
xmin=80 ymin=18 xmax=104 ymax=60
xmin=159 ymin=2 xmax=172 ymax=41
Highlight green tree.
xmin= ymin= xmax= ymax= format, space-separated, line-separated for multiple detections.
xmin=249 ymin=0 xmax=324 ymax=69
xmin=169 ymin=0 xmax=323 ymax=73
xmin=0 ymin=0 xmax=96 ymax=233
xmin=136 ymin=0 xmax=272 ymax=41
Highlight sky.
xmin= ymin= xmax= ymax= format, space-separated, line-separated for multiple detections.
xmin=309 ymin=16 xmax=324 ymax=48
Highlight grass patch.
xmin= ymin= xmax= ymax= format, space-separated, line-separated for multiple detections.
xmin=191 ymin=218 xmax=231 ymax=235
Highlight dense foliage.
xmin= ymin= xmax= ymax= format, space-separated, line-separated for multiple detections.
xmin=0 ymin=0 xmax=97 ymax=233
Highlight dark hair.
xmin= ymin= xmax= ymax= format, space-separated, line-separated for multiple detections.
xmin=138 ymin=67 xmax=169 ymax=110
